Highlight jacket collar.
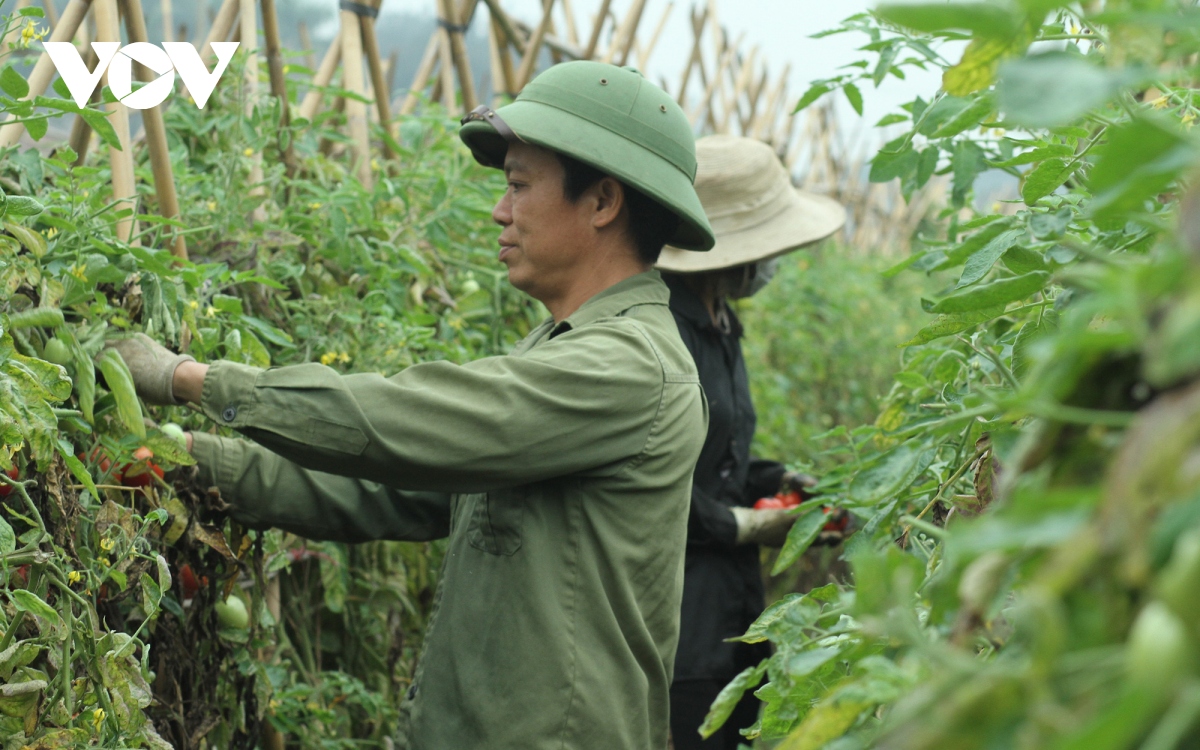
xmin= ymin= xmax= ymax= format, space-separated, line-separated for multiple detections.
xmin=663 ymin=273 xmax=743 ymax=338
xmin=548 ymin=270 xmax=670 ymax=338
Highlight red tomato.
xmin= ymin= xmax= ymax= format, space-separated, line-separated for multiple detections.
xmin=79 ymin=448 xmax=123 ymax=483
xmin=0 ymin=466 xmax=18 ymax=497
xmin=179 ymin=563 xmax=208 ymax=600
xmin=121 ymin=447 xmax=163 ymax=489
xmin=776 ymin=491 xmax=803 ymax=508
xmin=754 ymin=496 xmax=787 ymax=510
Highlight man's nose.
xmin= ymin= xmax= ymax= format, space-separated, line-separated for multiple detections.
xmin=493 ymin=191 xmax=512 ymax=226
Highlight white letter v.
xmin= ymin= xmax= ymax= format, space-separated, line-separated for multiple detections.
xmin=45 ymin=42 xmax=120 ymax=108
xmin=165 ymin=42 xmax=240 ymax=109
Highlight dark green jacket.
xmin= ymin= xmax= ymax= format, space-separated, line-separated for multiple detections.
xmin=190 ymin=271 xmax=707 ymax=749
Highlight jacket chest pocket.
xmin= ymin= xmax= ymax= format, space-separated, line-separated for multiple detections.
xmin=466 ymin=488 xmax=524 ymax=556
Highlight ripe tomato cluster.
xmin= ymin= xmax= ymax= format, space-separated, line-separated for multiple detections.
xmin=753 ymin=490 xmax=850 ymax=535
xmin=78 ymin=446 xmax=164 ymax=490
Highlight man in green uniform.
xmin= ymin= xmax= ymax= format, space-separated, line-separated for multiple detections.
xmin=112 ymin=61 xmax=714 ymax=749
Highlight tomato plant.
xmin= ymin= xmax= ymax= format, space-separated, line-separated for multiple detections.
xmin=702 ymin=3 xmax=1200 ymax=748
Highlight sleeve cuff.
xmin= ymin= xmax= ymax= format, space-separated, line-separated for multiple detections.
xmin=200 ymin=360 xmax=265 ymax=430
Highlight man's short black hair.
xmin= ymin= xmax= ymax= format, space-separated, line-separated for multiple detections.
xmin=555 ymin=152 xmax=680 ymax=265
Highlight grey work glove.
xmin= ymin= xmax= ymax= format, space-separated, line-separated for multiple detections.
xmin=730 ymin=506 xmax=797 ymax=547
xmin=105 ymin=333 xmax=195 ymax=406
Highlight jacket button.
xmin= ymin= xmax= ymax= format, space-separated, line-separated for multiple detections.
xmin=222 ymin=406 xmax=238 ymax=422
xmin=406 ymin=683 xmax=417 ymax=700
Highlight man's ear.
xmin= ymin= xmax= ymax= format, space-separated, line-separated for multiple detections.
xmin=591 ymin=177 xmax=625 ymax=230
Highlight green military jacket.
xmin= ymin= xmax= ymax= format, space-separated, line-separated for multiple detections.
xmin=189 ymin=270 xmax=707 ymax=749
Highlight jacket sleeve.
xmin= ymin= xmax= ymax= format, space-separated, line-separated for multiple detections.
xmin=685 ymin=482 xmax=739 ymax=549
xmin=190 ymin=431 xmax=452 ymax=543
xmin=196 ymin=322 xmax=668 ymax=494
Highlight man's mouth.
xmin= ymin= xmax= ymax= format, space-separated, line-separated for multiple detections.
xmin=498 ymin=242 xmax=516 ymax=262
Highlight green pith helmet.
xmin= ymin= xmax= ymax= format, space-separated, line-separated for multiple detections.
xmin=459 ymin=61 xmax=715 ymax=252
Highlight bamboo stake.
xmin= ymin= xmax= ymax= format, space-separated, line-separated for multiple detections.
xmin=190 ymin=0 xmax=209 ymax=45
xmin=676 ymin=4 xmax=709 ymax=106
xmin=604 ymin=0 xmax=648 ymax=66
xmin=545 ymin=14 xmax=564 ymax=64
xmin=95 ymin=0 xmax=137 ymax=244
xmin=399 ymin=31 xmax=439 ymax=114
xmin=386 ymin=47 xmax=397 ymax=94
xmin=338 ymin=4 xmax=373 ymax=187
xmin=721 ymin=44 xmax=756 ymax=134
xmin=559 ymin=0 xmax=578 ymax=46
xmin=238 ymin=0 xmax=266 ymax=221
xmin=481 ymin=0 xmax=525 ymax=56
xmin=581 ymin=0 xmax=611 ymax=59
xmin=0 ymin=0 xmax=90 ymax=148
xmin=298 ymin=20 xmax=315 ymax=69
xmin=122 ymin=0 xmax=188 ymax=259
xmin=441 ymin=0 xmax=478 ymax=111
xmin=162 ymin=0 xmax=174 ymax=41
xmin=493 ymin=14 xmax=517 ymax=98
xmin=200 ymin=0 xmax=238 ymax=60
xmin=299 ymin=36 xmax=341 ymax=121
xmin=260 ymin=0 xmax=297 ymax=178
xmin=636 ymin=1 xmax=672 ymax=72
xmin=740 ymin=62 xmax=768 ymax=134
xmin=514 ymin=0 xmax=554 ymax=91
xmin=751 ymin=62 xmax=787 ymax=139
xmin=687 ymin=46 xmax=731 ymax=128
xmin=436 ymin=20 xmax=456 ymax=113
xmin=42 ymin=0 xmax=59 ymax=26
xmin=487 ymin=13 xmax=505 ymax=107
xmin=359 ymin=0 xmax=395 ymax=156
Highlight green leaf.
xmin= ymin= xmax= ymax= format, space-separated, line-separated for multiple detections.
xmin=870 ymin=146 xmax=918 ymax=183
xmin=772 ymin=506 xmax=832 ymax=575
xmin=873 ymin=44 xmax=900 ymax=87
xmin=80 ymin=108 xmax=122 ymax=151
xmin=875 ymin=3 xmax=1020 ymax=37
xmin=849 ymin=441 xmax=934 ymax=504
xmin=95 ymin=349 xmax=145 ymax=439
xmin=793 ymin=83 xmax=831 ymax=113
xmin=930 ymin=92 xmax=995 ymax=138
xmin=876 ymin=113 xmax=909 ymax=126
xmin=140 ymin=433 xmax=196 ymax=467
xmin=917 ymin=146 xmax=940 ymax=187
xmin=951 ymin=140 xmax=987 ymax=207
xmin=957 ymin=228 xmax=1025 ymax=287
xmin=25 ymin=116 xmax=46 ymax=142
xmin=989 ymin=143 xmax=1075 ymax=168
xmin=844 ymin=83 xmax=863 ymax=116
xmin=1022 ymin=157 xmax=1079 ymax=206
xmin=932 ymin=271 xmax=1051 ymax=313
xmin=9 ymin=590 xmax=65 ymax=639
xmin=943 ymin=19 xmax=1037 ymax=97
xmin=0 ymin=65 xmax=29 ymax=99
xmin=57 ymin=441 xmax=97 ymax=499
xmin=1002 ymin=244 xmax=1048 ymax=275
xmin=901 ymin=305 xmax=1007 ymax=346
xmin=777 ymin=697 xmax=871 ymax=750
xmin=698 ymin=661 xmax=768 ymax=739
xmin=0 ymin=516 xmax=13 ymax=555
xmin=1088 ymin=116 xmax=1197 ymax=221
xmin=4 ymin=197 xmax=43 ymax=217
xmin=997 ymin=52 xmax=1145 ymax=128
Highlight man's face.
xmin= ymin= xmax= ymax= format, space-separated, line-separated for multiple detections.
xmin=492 ymin=142 xmax=596 ymax=299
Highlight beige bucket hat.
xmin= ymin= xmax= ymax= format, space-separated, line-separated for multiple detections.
xmin=656 ymin=134 xmax=846 ymax=272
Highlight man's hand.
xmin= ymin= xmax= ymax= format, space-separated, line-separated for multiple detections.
xmin=782 ymin=471 xmax=819 ymax=499
xmin=730 ymin=506 xmax=796 ymax=547
xmin=104 ymin=333 xmax=195 ymax=406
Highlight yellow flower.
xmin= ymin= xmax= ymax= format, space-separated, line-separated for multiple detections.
xmin=70 ymin=264 xmax=87 ymax=281
xmin=371 ymin=159 xmax=380 ymax=171
xmin=68 ymin=570 xmax=83 ymax=584
xmin=337 ymin=352 xmax=350 ymax=363
xmin=320 ymin=351 xmax=337 ymax=366
xmin=98 ymin=557 xmax=110 ymax=567
xmin=1183 ymin=112 xmax=1196 ymax=128
xmin=92 ymin=708 xmax=105 ymax=730
xmin=1152 ymin=96 xmax=1170 ymax=109
xmin=309 ymin=202 xmax=323 ymax=210
xmin=19 ymin=20 xmax=46 ymax=49
xmin=206 ymin=201 xmax=217 ymax=211
xmin=205 ymin=306 xmax=217 ymax=317
xmin=100 ymin=537 xmax=114 ymax=552
xmin=243 ymin=147 xmax=255 ymax=157
xmin=188 ymin=299 xmax=199 ymax=310
xmin=46 ymin=227 xmax=58 ymax=239
xmin=447 ymin=317 xmax=465 ymax=331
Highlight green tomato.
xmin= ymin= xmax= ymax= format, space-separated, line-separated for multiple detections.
xmin=42 ymin=338 xmax=71 ymax=366
xmin=162 ymin=423 xmax=187 ymax=448
xmin=1126 ymin=601 xmax=1192 ymax=693
xmin=215 ymin=595 xmax=249 ymax=630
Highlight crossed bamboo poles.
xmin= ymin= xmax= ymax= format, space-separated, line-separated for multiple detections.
xmin=0 ymin=0 xmax=808 ymax=264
